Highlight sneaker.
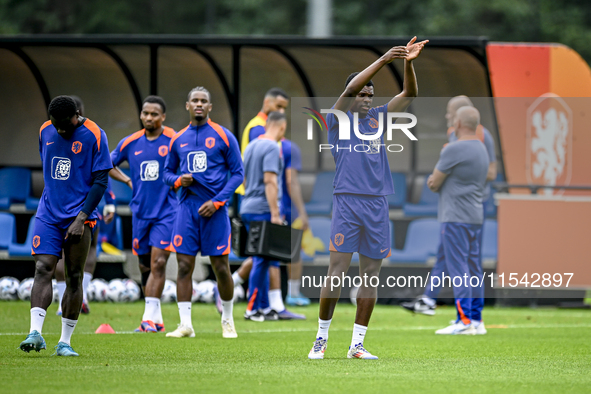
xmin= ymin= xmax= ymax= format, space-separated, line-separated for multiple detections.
xmin=277 ymin=309 xmax=306 ymax=320
xmin=400 ymin=297 xmax=435 ymax=316
xmin=473 ymin=321 xmax=487 ymax=335
xmin=165 ymin=324 xmax=195 ymax=338
xmin=56 ymin=308 xmax=62 ymax=316
xmin=347 ymin=343 xmax=378 ymax=359
xmin=286 ymin=294 xmax=311 ymax=306
xmin=134 ymin=320 xmax=158 ymax=333
xmin=244 ymin=311 xmax=265 ymax=322
xmin=53 ymin=342 xmax=79 ymax=356
xmin=264 ymin=310 xmax=279 ymax=321
xmin=222 ymin=319 xmax=238 ymax=338
xmin=154 ymin=323 xmax=165 ymax=332
xmin=213 ymin=285 xmax=223 ymax=315
xmin=80 ymin=301 xmax=90 ymax=314
xmin=435 ymin=322 xmax=476 ymax=335
xmin=308 ymin=337 xmax=327 ymax=359
xmin=19 ymin=330 xmax=46 ymax=353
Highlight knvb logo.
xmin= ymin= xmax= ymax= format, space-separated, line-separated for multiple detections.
xmin=303 ymin=107 xmax=417 ymax=153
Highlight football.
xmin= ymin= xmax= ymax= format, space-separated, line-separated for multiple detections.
xmin=191 ymin=280 xmax=200 ymax=303
xmin=17 ymin=278 xmax=35 ymax=301
xmin=89 ymin=278 xmax=109 ymax=302
xmin=161 ymin=279 xmax=177 ymax=303
xmin=106 ymin=279 xmax=127 ymax=303
xmin=0 ymin=276 xmax=20 ymax=301
xmin=122 ymin=279 xmax=140 ymax=302
xmin=195 ymin=280 xmax=216 ymax=304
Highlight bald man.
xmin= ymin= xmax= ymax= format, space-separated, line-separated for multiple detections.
xmin=402 ymin=96 xmax=496 ymax=327
xmin=426 ymin=106 xmax=488 ymax=335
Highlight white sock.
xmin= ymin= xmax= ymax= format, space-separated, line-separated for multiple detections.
xmin=142 ymin=297 xmax=160 ymax=322
xmin=57 ymin=281 xmax=66 ymax=309
xmin=269 ymin=289 xmax=285 ymax=312
xmin=59 ymin=318 xmax=77 ymax=345
xmin=154 ymin=298 xmax=163 ymax=324
xmin=30 ymin=307 xmax=46 ymax=334
xmin=421 ymin=296 xmax=436 ymax=308
xmin=316 ymin=318 xmax=332 ymax=340
xmin=232 ymin=271 xmax=244 ymax=286
xmin=221 ymin=300 xmax=233 ymax=321
xmin=351 ymin=323 xmax=367 ymax=348
xmin=178 ymin=302 xmax=192 ymax=327
xmin=82 ymin=273 xmax=92 ymax=303
xmin=288 ymin=279 xmax=301 ymax=297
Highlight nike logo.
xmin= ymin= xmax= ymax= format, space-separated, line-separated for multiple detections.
xmin=180 ymin=143 xmax=188 ymax=148
xmin=381 ymin=248 xmax=388 ymax=253
xmin=67 ymin=324 xmax=75 ymax=328
xmin=38 ymin=314 xmax=45 ymax=317
xmin=217 ymin=245 xmax=226 ymax=250
xmin=134 ymin=151 xmax=143 ymax=155
xmin=160 ymin=241 xmax=169 ymax=245
xmin=46 ymin=141 xmax=54 ymax=145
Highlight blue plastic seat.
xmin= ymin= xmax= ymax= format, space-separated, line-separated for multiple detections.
xmin=482 ymin=219 xmax=498 ymax=260
xmin=98 ymin=216 xmax=124 ymax=251
xmin=387 ymin=173 xmax=407 ymax=209
xmin=388 ymin=218 xmax=440 ymax=263
xmin=8 ymin=216 xmax=35 ymax=256
xmin=304 ymin=172 xmax=335 ymax=216
xmin=228 ymin=250 xmax=244 ymax=263
xmin=300 ymin=216 xmax=332 ymax=261
xmin=0 ymin=167 xmax=32 ymax=210
xmin=403 ymin=178 xmax=438 ymax=217
xmin=0 ymin=212 xmax=16 ymax=249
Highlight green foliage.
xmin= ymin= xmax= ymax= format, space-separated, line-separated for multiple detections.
xmin=0 ymin=0 xmax=590 ymax=63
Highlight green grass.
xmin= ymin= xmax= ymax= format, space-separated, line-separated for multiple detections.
xmin=1 ymin=301 xmax=590 ymax=394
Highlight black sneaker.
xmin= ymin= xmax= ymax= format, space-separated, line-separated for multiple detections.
xmin=263 ymin=310 xmax=279 ymax=321
xmin=400 ymin=297 xmax=436 ymax=316
xmin=244 ymin=311 xmax=265 ymax=322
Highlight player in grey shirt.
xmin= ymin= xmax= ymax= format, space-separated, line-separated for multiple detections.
xmin=240 ymin=111 xmax=286 ymax=321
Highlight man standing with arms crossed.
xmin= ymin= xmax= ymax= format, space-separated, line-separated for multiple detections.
xmin=20 ymin=96 xmax=112 ymax=356
xmin=164 ymin=87 xmax=243 ymax=339
xmin=110 ymin=95 xmax=177 ymax=333
xmin=308 ymin=37 xmax=428 ymax=360
xmin=240 ymin=111 xmax=287 ymax=321
xmin=427 ymin=106 xmax=488 ymax=335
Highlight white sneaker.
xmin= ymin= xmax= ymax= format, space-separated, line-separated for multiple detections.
xmin=222 ymin=319 xmax=237 ymax=338
xmin=473 ymin=321 xmax=487 ymax=335
xmin=308 ymin=337 xmax=327 ymax=359
xmin=435 ymin=322 xmax=476 ymax=335
xmin=347 ymin=343 xmax=378 ymax=359
xmin=165 ymin=324 xmax=195 ymax=338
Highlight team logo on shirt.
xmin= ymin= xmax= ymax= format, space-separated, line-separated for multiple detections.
xmin=187 ymin=151 xmax=207 ymax=173
xmin=205 ymin=137 xmax=215 ymax=149
xmin=32 ymin=236 xmax=40 ymax=248
xmin=140 ymin=160 xmax=159 ymax=181
xmin=368 ymin=118 xmax=379 ymax=128
xmin=526 ymin=94 xmax=572 ymax=195
xmin=51 ymin=157 xmax=71 ymax=180
xmin=72 ymin=141 xmax=83 ymax=154
xmin=158 ymin=145 xmax=168 ymax=157
xmin=334 ymin=233 xmax=344 ymax=247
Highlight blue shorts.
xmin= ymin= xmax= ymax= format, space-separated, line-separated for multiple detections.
xmin=32 ymin=217 xmax=97 ymax=258
xmin=132 ymin=211 xmax=175 ymax=255
xmin=170 ymin=195 xmax=231 ymax=257
xmin=330 ymin=194 xmax=391 ymax=259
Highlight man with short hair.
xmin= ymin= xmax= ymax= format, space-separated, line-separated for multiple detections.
xmin=308 ymin=37 xmax=428 ymax=360
xmin=20 ymin=96 xmax=112 ymax=356
xmin=241 ymin=111 xmax=287 ymax=321
xmin=163 ymin=87 xmax=243 ymax=339
xmin=427 ymin=106 xmax=489 ymax=335
xmin=110 ymin=95 xmax=177 ymax=333
xmin=402 ymin=95 xmax=496 ymax=332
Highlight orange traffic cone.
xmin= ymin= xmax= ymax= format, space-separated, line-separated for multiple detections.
xmin=95 ymin=324 xmax=116 ymax=334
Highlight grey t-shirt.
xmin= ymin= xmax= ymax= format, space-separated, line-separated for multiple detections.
xmin=436 ymin=139 xmax=488 ymax=225
xmin=449 ymin=126 xmax=496 ymax=200
xmin=240 ymin=137 xmax=283 ymax=215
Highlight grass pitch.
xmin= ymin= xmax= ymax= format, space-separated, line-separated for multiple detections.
xmin=1 ymin=301 xmax=590 ymax=393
